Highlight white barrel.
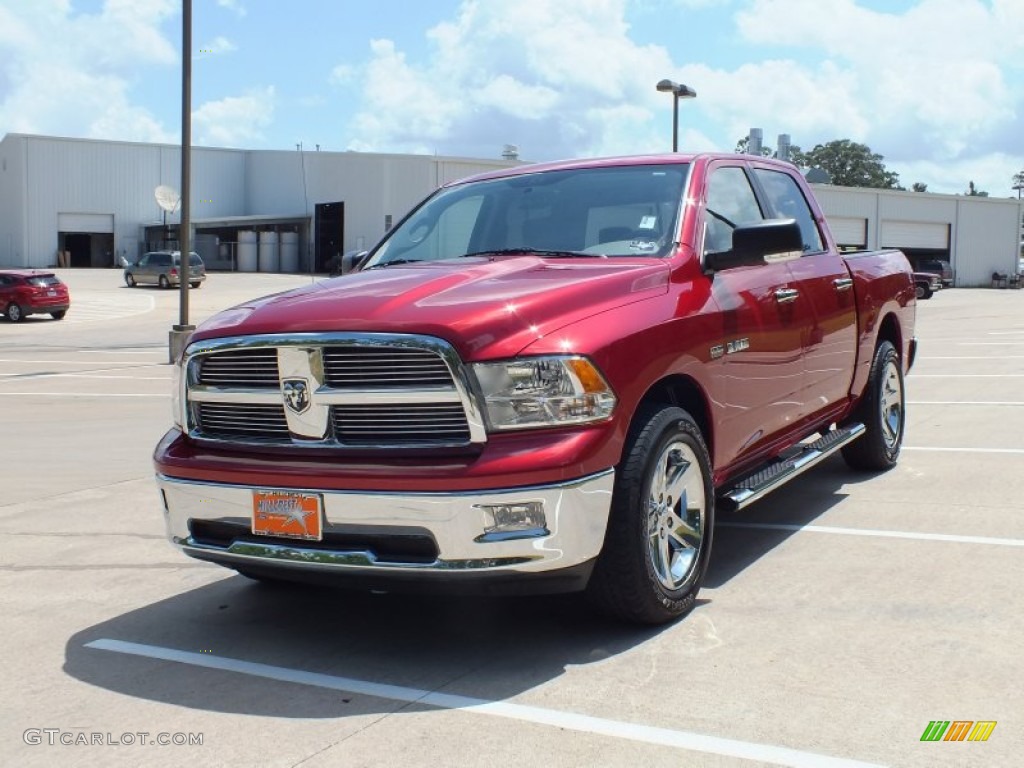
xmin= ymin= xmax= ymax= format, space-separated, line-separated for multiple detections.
xmin=237 ymin=230 xmax=258 ymax=272
xmin=279 ymin=231 xmax=299 ymax=273
xmin=258 ymin=231 xmax=279 ymax=272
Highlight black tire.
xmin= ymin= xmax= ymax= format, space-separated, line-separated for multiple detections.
xmin=6 ymin=302 xmax=25 ymax=322
xmin=190 ymin=281 xmax=201 ymax=289
xmin=915 ymin=284 xmax=931 ymax=300
xmin=586 ymin=404 xmax=714 ymax=624
xmin=842 ymin=340 xmax=904 ymax=471
xmin=51 ymin=310 xmax=67 ymax=320
xmin=159 ymin=275 xmax=170 ymax=289
xmin=125 ymin=272 xmax=136 ymax=287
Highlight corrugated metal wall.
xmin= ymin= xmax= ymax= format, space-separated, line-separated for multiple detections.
xmin=954 ymin=198 xmax=1021 ymax=286
xmin=815 ymin=183 xmax=1022 ymax=286
xmin=1 ymin=134 xmax=518 ymax=268
xmin=0 ymin=134 xmax=27 ymax=265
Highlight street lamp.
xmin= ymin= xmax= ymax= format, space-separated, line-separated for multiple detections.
xmin=656 ymin=79 xmax=697 ymax=152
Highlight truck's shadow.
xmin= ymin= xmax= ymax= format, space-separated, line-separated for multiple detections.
xmin=64 ymin=580 xmax=666 ymax=719
xmin=64 ymin=454 xmax=864 ymax=718
xmin=707 ymin=454 xmax=878 ymax=588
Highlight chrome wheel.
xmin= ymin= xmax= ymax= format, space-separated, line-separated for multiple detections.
xmin=6 ymin=302 xmax=23 ymax=322
xmin=646 ymin=441 xmax=706 ymax=591
xmin=880 ymin=359 xmax=903 ymax=452
xmin=587 ymin=404 xmax=714 ymax=624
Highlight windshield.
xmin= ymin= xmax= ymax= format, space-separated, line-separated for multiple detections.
xmin=364 ymin=163 xmax=689 ymax=268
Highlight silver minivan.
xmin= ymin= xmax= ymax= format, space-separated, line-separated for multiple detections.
xmin=124 ymin=251 xmax=206 ymax=289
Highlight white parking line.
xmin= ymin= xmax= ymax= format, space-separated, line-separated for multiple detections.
xmin=0 ymin=373 xmax=169 ymax=381
xmin=915 ymin=355 xmax=1024 ymax=360
xmin=85 ymin=638 xmax=883 ymax=768
xmin=904 ymin=446 xmax=1024 ymax=455
xmin=718 ymin=522 xmax=1024 ymax=547
xmin=0 ymin=392 xmax=165 ymax=398
xmin=63 ymin=294 xmax=155 ymax=324
xmin=907 ymin=401 xmax=1024 ymax=406
xmin=0 ymin=358 xmax=151 ymax=365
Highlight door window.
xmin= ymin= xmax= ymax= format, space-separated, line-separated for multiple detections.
xmin=703 ymin=167 xmax=765 ymax=256
xmin=753 ymin=169 xmax=824 ymax=254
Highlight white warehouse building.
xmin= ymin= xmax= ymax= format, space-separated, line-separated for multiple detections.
xmin=0 ymin=133 xmax=515 ymax=273
xmin=1 ymin=133 xmax=1020 ymax=285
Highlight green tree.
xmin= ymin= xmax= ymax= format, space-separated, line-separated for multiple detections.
xmin=1011 ymin=169 xmax=1024 ymax=197
xmin=911 ymin=182 xmax=928 ymax=192
xmin=801 ymin=139 xmax=900 ymax=189
xmin=966 ymin=181 xmax=989 ymax=197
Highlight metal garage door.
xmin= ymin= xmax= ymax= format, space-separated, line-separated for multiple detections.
xmin=58 ymin=213 xmax=114 ymax=233
xmin=880 ymin=220 xmax=948 ymax=249
xmin=827 ymin=217 xmax=867 ymax=248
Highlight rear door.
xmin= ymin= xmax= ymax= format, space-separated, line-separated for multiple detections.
xmin=752 ymin=166 xmax=857 ymax=422
xmin=135 ymin=253 xmax=154 ymax=284
xmin=702 ymin=162 xmax=811 ymax=465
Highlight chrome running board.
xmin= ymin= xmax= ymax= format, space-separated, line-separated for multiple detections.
xmin=717 ymin=423 xmax=866 ymax=513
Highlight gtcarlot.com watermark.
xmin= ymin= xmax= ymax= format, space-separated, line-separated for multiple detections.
xmin=24 ymin=729 xmax=203 ymax=747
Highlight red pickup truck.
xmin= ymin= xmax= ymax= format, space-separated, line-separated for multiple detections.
xmin=155 ymin=153 xmax=916 ymax=624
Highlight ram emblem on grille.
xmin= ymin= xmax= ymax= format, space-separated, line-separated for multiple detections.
xmin=282 ymin=378 xmax=311 ymax=414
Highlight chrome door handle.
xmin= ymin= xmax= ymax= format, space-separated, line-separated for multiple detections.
xmin=833 ymin=277 xmax=854 ymax=292
xmin=774 ymin=288 xmax=799 ymax=304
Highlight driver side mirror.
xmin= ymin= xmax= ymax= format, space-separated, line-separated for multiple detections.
xmin=705 ymin=218 xmax=803 ymax=272
xmin=340 ymin=249 xmax=369 ymax=274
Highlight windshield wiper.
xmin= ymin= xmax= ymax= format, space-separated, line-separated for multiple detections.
xmin=365 ymin=258 xmax=425 ymax=269
xmin=460 ymin=248 xmax=594 ymax=259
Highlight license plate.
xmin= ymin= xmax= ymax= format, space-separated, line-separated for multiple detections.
xmin=47 ymin=290 xmax=57 ymax=296
xmin=251 ymin=491 xmax=322 ymax=540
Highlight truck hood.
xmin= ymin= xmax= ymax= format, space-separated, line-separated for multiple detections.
xmin=192 ymin=256 xmax=670 ymax=360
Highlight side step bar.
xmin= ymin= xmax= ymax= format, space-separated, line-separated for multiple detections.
xmin=717 ymin=423 xmax=866 ymax=513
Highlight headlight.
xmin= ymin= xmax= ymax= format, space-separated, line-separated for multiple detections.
xmin=170 ymin=357 xmax=184 ymax=429
xmin=472 ymin=356 xmax=617 ymax=430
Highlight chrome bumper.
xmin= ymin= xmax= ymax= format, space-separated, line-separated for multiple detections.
xmin=156 ymin=471 xmax=614 ymax=578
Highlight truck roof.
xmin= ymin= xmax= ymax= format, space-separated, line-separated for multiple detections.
xmin=449 ymin=152 xmax=798 ymax=187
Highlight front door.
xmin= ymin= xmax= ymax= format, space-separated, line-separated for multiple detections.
xmin=702 ymin=163 xmax=811 ymax=467
xmin=751 ymin=166 xmax=857 ymax=422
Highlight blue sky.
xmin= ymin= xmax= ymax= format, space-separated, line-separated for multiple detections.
xmin=1 ymin=0 xmax=1022 ymax=196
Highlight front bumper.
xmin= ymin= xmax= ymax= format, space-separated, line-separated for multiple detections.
xmin=157 ymin=470 xmax=615 ymax=593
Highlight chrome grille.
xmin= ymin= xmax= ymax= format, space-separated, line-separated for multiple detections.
xmin=197 ymin=403 xmax=289 ymax=438
xmin=198 ymin=349 xmax=279 ymax=387
xmin=333 ymin=404 xmax=471 ymax=444
xmin=323 ymin=347 xmax=453 ymax=388
xmin=184 ymin=334 xmax=485 ymax=449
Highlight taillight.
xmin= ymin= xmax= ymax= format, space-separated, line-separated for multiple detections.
xmin=170 ymin=268 xmax=178 ymax=276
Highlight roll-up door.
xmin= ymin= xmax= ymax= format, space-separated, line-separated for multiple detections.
xmin=827 ymin=216 xmax=867 ymax=248
xmin=880 ymin=220 xmax=948 ymax=249
xmin=58 ymin=213 xmax=114 ymax=233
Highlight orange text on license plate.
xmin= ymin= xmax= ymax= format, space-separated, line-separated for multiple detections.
xmin=252 ymin=491 xmax=322 ymax=540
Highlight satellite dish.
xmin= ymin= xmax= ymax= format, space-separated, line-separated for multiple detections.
xmin=155 ymin=185 xmax=182 ymax=213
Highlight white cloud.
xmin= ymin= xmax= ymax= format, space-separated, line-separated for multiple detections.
xmin=329 ymin=64 xmax=356 ymax=86
xmin=193 ymin=86 xmax=276 ymax=147
xmin=340 ymin=0 xmax=1022 ymax=192
xmin=345 ymin=0 xmax=676 ymax=160
xmin=734 ymin=0 xmax=1024 ymax=162
xmin=216 ymin=0 xmax=247 ymax=17
xmin=199 ymin=36 xmax=237 ymax=56
xmin=0 ymin=0 xmax=178 ymax=143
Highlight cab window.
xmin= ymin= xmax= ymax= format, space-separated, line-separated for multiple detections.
xmin=703 ymin=167 xmax=765 ymax=256
xmin=753 ymin=169 xmax=824 ymax=254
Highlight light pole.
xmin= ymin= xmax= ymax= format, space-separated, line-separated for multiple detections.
xmin=169 ymin=0 xmax=194 ymax=363
xmin=656 ymin=79 xmax=697 ymax=152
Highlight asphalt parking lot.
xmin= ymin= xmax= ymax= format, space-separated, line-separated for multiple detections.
xmin=1 ymin=270 xmax=1021 ymax=768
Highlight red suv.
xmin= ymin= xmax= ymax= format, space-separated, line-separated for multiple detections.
xmin=0 ymin=270 xmax=71 ymax=322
